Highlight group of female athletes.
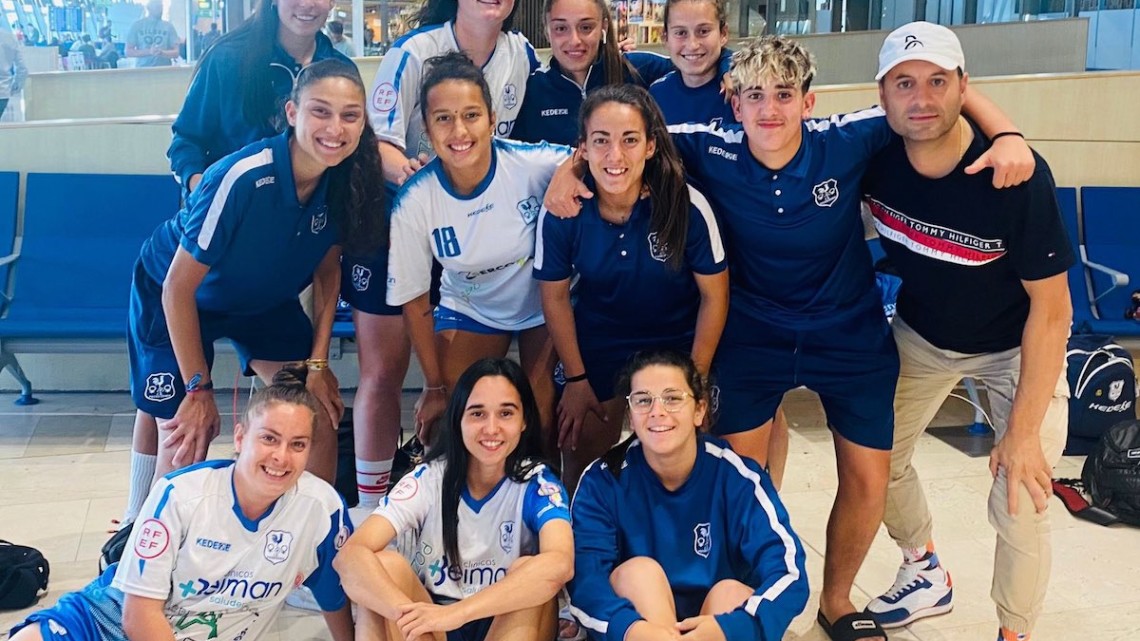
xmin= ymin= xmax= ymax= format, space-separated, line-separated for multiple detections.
xmin=11 ymin=0 xmax=1033 ymax=639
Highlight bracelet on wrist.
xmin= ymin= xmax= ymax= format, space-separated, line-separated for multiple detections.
xmin=423 ymin=384 xmax=447 ymax=394
xmin=305 ymin=358 xmax=330 ymax=371
xmin=990 ymin=131 xmax=1024 ymax=142
xmin=564 ymin=372 xmax=588 ymax=384
xmin=185 ymin=373 xmax=213 ymax=394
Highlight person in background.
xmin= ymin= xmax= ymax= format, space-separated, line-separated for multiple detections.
xmin=69 ymin=34 xmax=97 ymax=68
xmin=327 ymin=20 xmax=354 ymax=57
xmin=97 ymin=33 xmax=120 ymax=68
xmin=199 ymin=21 xmax=220 ymax=51
xmin=125 ymin=0 xmax=180 ymax=67
xmin=0 ymin=23 xmax=28 ymax=119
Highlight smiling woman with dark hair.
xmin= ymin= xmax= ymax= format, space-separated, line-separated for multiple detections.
xmin=336 ymin=357 xmax=573 ymax=641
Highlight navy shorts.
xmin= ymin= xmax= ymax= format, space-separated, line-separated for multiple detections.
xmin=10 ymin=565 xmax=125 ymax=641
xmin=127 ymin=261 xmax=312 ymax=419
xmin=340 ymin=248 xmax=403 ymax=316
xmin=577 ymin=334 xmax=694 ymax=401
xmin=431 ymin=596 xmax=493 ymax=641
xmin=711 ymin=304 xmax=899 ymax=450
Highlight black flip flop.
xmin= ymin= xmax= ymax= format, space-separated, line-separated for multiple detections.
xmin=817 ymin=610 xmax=888 ymax=641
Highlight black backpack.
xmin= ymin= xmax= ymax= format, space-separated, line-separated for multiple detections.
xmin=1064 ymin=334 xmax=1136 ymax=455
xmin=1054 ymin=420 xmax=1140 ymax=527
xmin=0 ymin=541 xmax=49 ymax=610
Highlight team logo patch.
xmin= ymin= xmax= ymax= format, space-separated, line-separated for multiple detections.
xmin=538 ymin=480 xmax=565 ymax=508
xmin=372 ymin=82 xmax=397 ymax=112
xmin=135 ymin=518 xmax=171 ymax=559
xmin=335 ymin=525 xmax=350 ymax=550
xmin=143 ymin=372 xmax=176 ymax=403
xmin=390 ymin=476 xmax=418 ymax=501
xmin=47 ymin=620 xmax=69 ymax=636
xmin=351 ymin=264 xmax=372 ymax=292
xmin=1109 ymin=379 xmax=1124 ymax=402
xmin=709 ymin=384 xmax=720 ymax=414
xmin=499 ymin=521 xmax=516 ymax=553
xmin=812 ymin=178 xmax=839 ymax=207
xmin=311 ymin=206 xmax=328 ymax=234
xmin=904 ymin=34 xmax=924 ymax=49
xmin=264 ymin=530 xmax=293 ymax=565
xmin=502 ymin=83 xmax=518 ymax=110
xmin=517 ymin=196 xmax=541 ymax=225
xmin=647 ymin=232 xmax=671 ymax=262
xmin=693 ymin=523 xmax=712 ymax=558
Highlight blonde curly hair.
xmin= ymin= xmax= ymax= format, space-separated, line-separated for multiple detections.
xmin=729 ymin=34 xmax=817 ymax=93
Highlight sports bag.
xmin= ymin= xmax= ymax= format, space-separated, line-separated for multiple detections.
xmin=0 ymin=540 xmax=49 ymax=609
xmin=1054 ymin=420 xmax=1140 ymax=527
xmin=1064 ymin=334 xmax=1136 ymax=455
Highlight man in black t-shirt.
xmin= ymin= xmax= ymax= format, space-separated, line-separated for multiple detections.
xmin=860 ymin=23 xmax=1074 ymax=641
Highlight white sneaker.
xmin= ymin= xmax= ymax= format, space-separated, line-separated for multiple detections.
xmin=865 ymin=551 xmax=953 ymax=628
xmin=285 ymin=585 xmax=322 ymax=612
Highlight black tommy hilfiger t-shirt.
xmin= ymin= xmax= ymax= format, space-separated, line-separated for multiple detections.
xmin=862 ymin=120 xmax=1074 ymax=354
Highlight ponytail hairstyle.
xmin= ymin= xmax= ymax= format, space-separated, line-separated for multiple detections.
xmin=543 ymin=0 xmax=640 ymax=87
xmin=291 ymin=59 xmax=388 ymax=257
xmin=424 ymin=358 xmax=546 ymax=567
xmin=196 ymin=0 xmax=288 ymax=131
xmin=415 ymin=0 xmax=520 ymax=31
xmin=578 ymin=85 xmax=689 ymax=270
xmin=243 ymin=364 xmax=322 ymax=432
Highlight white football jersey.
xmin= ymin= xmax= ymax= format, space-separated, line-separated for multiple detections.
xmin=368 ymin=21 xmax=538 ymax=161
xmin=112 ymin=460 xmax=351 ymax=641
xmin=373 ymin=459 xmax=570 ymax=601
xmin=386 ymin=138 xmax=572 ymax=330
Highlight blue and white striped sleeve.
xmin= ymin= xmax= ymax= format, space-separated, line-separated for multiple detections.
xmin=111 ymin=476 xmax=186 ymax=600
xmin=568 ymin=463 xmax=643 ymax=641
xmin=710 ymin=443 xmax=808 ymax=641
xmin=305 ymin=494 xmax=353 ymax=611
xmin=684 ymin=184 xmax=726 ymax=274
xmin=177 ymin=153 xmax=262 ymax=267
xmin=368 ymin=44 xmax=422 ymax=152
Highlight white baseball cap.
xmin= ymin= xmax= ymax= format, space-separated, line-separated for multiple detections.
xmin=876 ymin=22 xmax=965 ymax=81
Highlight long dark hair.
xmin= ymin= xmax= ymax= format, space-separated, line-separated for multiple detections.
xmin=244 ymin=363 xmax=322 ymax=431
xmin=291 ymin=59 xmax=387 ymax=256
xmin=578 ymin=85 xmax=689 ymax=269
xmin=415 ymin=0 xmax=520 ymax=31
xmin=424 ymin=358 xmax=546 ymax=566
xmin=196 ymin=0 xmax=286 ymax=131
xmin=543 ymin=0 xmax=640 ymax=87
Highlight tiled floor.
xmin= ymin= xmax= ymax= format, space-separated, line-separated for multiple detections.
xmin=1 ymin=389 xmax=1138 ymax=640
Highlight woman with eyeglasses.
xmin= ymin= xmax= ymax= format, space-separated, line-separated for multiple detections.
xmin=533 ymin=85 xmax=728 ymax=493
xmin=568 ymin=350 xmax=808 ymax=641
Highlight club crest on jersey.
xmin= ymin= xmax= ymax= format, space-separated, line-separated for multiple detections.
xmin=517 ymin=196 xmax=541 ymax=225
xmin=538 ymin=480 xmax=565 ymax=508
xmin=264 ymin=530 xmax=293 ymax=565
xmin=335 ymin=525 xmax=350 ymax=550
xmin=812 ymin=179 xmax=839 ymax=207
xmin=499 ymin=521 xmax=516 ymax=553
xmin=647 ymin=232 xmax=671 ymax=262
xmin=694 ymin=523 xmax=712 ymax=558
xmin=135 ymin=518 xmax=171 ymax=559
xmin=372 ymin=82 xmax=397 ymax=113
xmin=144 ymin=372 xmax=176 ymax=402
xmin=502 ymin=83 xmax=518 ymax=109
xmin=1110 ymin=379 xmax=1125 ymax=402
xmin=311 ymin=206 xmax=329 ymax=234
xmin=351 ymin=264 xmax=372 ymax=292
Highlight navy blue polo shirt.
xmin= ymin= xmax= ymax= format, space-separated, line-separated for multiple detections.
xmin=533 ymin=180 xmax=726 ymax=348
xmin=512 ymin=51 xmax=674 ymax=146
xmin=649 ymin=70 xmax=736 ymax=126
xmin=140 ymin=132 xmax=338 ymax=314
xmin=668 ymin=110 xmax=892 ymax=329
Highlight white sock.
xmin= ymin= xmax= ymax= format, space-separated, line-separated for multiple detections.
xmin=122 ymin=451 xmax=157 ymax=525
xmin=356 ymin=458 xmax=393 ymax=509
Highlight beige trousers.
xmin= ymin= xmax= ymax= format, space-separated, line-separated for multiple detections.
xmin=883 ymin=315 xmax=1068 ymax=633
